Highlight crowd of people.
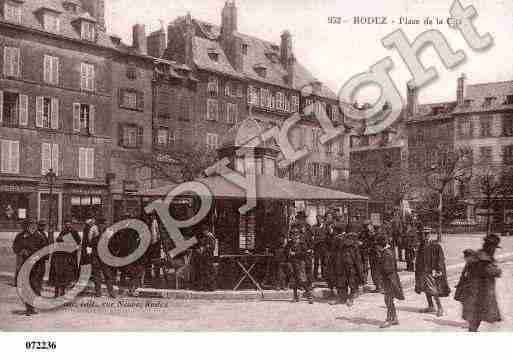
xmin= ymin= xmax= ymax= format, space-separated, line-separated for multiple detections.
xmin=10 ymin=210 xmax=503 ymax=331
xmin=275 ymin=210 xmax=503 ymax=331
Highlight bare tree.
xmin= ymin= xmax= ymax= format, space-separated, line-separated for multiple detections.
xmin=350 ymin=152 xmax=395 ymax=199
xmin=423 ymin=145 xmax=473 ymax=240
xmin=475 ymin=167 xmax=503 ymax=235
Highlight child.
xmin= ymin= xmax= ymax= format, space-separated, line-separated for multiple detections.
xmin=375 ymin=234 xmax=405 ymax=328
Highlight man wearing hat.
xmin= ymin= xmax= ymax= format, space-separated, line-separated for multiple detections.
xmin=286 ymin=225 xmax=314 ymax=304
xmin=294 ymin=211 xmax=314 ymax=286
xmin=460 ymin=234 xmax=502 ymax=332
xmin=12 ymin=219 xmax=48 ymax=315
xmin=358 ymin=220 xmax=382 ymax=292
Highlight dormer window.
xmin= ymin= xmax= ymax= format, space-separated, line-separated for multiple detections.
xmin=254 ymin=64 xmax=267 ymax=78
xmin=483 ymin=96 xmax=495 ymax=107
xmin=62 ymin=1 xmax=79 ymax=13
xmin=38 ymin=7 xmax=61 ymax=33
xmin=242 ymin=44 xmax=248 ymax=55
xmin=506 ymin=95 xmax=513 ymax=105
xmin=265 ymin=51 xmax=279 ymax=64
xmin=464 ymin=99 xmax=473 ymax=107
xmin=207 ymin=48 xmax=219 ymax=62
xmin=432 ymin=106 xmax=446 ymax=115
xmin=3 ymin=0 xmax=22 ymax=24
xmin=81 ymin=20 xmax=96 ymax=41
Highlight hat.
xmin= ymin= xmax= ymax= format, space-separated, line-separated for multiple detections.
xmin=484 ymin=234 xmax=501 ymax=248
xmin=296 ymin=211 xmax=307 ymax=219
xmin=463 ymin=249 xmax=476 ymax=257
xmin=37 ymin=220 xmax=46 ymax=226
xmin=21 ymin=218 xmax=34 ymax=228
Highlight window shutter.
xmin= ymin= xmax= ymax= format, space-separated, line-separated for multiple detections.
xmin=87 ymin=148 xmax=94 ymax=178
xmin=10 ymin=141 xmax=19 ymax=174
xmin=88 ymin=65 xmax=95 ymax=91
xmin=52 ymin=144 xmax=59 ymax=176
xmin=13 ymin=47 xmax=20 ymax=77
xmin=41 ymin=143 xmax=51 ymax=175
xmin=137 ymin=91 xmax=144 ymax=110
xmin=35 ymin=96 xmax=43 ymax=127
xmin=73 ymin=103 xmax=81 ymax=132
xmin=0 ymin=90 xmax=3 ymax=125
xmin=137 ymin=127 xmax=144 ymax=148
xmin=51 ymin=98 xmax=59 ymax=129
xmin=118 ymin=124 xmax=124 ymax=146
xmin=18 ymin=94 xmax=28 ymax=126
xmin=89 ymin=105 xmax=95 ymax=134
xmin=80 ymin=63 xmax=86 ymax=89
xmin=118 ymin=88 xmax=124 ymax=107
xmin=52 ymin=56 xmax=59 ymax=84
xmin=0 ymin=140 xmax=9 ymax=173
xmin=44 ymin=55 xmax=51 ymax=83
xmin=2 ymin=48 xmax=8 ymax=76
xmin=78 ymin=148 xmax=85 ymax=178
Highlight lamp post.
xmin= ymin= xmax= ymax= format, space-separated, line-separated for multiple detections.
xmin=44 ymin=168 xmax=57 ymax=242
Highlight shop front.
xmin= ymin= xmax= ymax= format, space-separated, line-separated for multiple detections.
xmin=0 ymin=180 xmax=38 ymax=232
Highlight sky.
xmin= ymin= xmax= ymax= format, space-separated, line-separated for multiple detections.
xmin=106 ymin=0 xmax=513 ymax=104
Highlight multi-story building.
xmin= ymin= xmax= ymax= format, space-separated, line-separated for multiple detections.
xmin=155 ymin=1 xmax=349 ymax=187
xmin=0 ymin=0 xmax=179 ymax=231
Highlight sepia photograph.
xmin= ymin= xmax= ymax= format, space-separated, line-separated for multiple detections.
xmin=1 ymin=0 xmax=513 ymax=353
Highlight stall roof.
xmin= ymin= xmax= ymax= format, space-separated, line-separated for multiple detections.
xmin=137 ymin=175 xmax=368 ymax=201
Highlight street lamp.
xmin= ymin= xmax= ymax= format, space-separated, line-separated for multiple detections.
xmin=44 ymin=168 xmax=57 ymax=242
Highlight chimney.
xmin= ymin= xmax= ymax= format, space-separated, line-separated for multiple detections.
xmin=281 ymin=31 xmax=295 ymax=86
xmin=81 ymin=0 xmax=105 ymax=31
xmin=184 ymin=13 xmax=194 ymax=68
xmin=406 ymin=83 xmax=418 ymax=116
xmin=221 ymin=1 xmax=238 ymax=36
xmin=132 ymin=24 xmax=147 ymax=55
xmin=457 ymin=73 xmax=466 ymax=105
xmin=147 ymin=29 xmax=166 ymax=58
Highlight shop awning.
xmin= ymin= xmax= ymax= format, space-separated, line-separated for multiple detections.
xmin=136 ymin=175 xmax=368 ymax=201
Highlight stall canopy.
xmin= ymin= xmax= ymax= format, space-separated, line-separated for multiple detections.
xmin=137 ymin=174 xmax=368 ymax=201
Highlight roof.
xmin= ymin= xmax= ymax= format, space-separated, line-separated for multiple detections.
xmin=137 ymin=174 xmax=369 ymax=201
xmin=174 ymin=17 xmax=337 ymax=99
xmin=453 ymin=81 xmax=513 ymax=114
xmin=407 ymin=101 xmax=457 ymax=123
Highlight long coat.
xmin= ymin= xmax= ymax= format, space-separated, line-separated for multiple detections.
xmin=12 ymin=230 xmax=48 ymax=288
xmin=461 ymin=250 xmax=502 ymax=324
xmin=49 ymin=229 xmax=81 ymax=288
xmin=377 ymin=247 xmax=404 ymax=300
xmin=333 ymin=237 xmax=364 ymax=289
xmin=415 ymin=240 xmax=450 ymax=297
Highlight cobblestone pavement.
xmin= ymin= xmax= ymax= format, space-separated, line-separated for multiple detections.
xmin=1 ymin=258 xmax=512 ymax=332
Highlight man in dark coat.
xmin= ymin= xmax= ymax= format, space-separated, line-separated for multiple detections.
xmin=12 ymin=219 xmax=48 ymax=315
xmin=330 ymin=232 xmax=364 ymax=307
xmin=359 ymin=221 xmax=382 ymax=292
xmin=274 ymin=237 xmax=292 ymax=290
xmin=375 ymin=234 xmax=404 ymax=328
xmin=294 ymin=211 xmax=314 ymax=286
xmin=461 ymin=234 xmax=502 ymax=332
xmin=191 ymin=226 xmax=217 ymax=291
xmin=404 ymin=223 xmax=418 ymax=272
xmin=324 ymin=213 xmax=337 ymax=296
xmin=49 ymin=219 xmax=81 ymax=298
xmin=415 ymin=229 xmax=450 ymax=317
xmin=311 ymin=215 xmax=327 ymax=281
xmin=286 ymin=225 xmax=314 ymax=304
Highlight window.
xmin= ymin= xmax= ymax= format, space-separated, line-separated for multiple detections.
xmin=156 ymin=128 xmax=169 ymax=146
xmin=291 ymin=95 xmax=299 ymax=113
xmin=3 ymin=46 xmax=20 ymax=78
xmin=208 ymin=52 xmax=219 ymax=62
xmin=0 ymin=193 xmax=29 ymax=228
xmin=483 ymin=97 xmax=495 ymax=107
xmin=36 ymin=96 xmax=59 ymax=129
xmin=276 ymin=92 xmax=284 ymax=110
xmin=242 ymin=44 xmax=248 ymax=55
xmin=170 ymin=129 xmax=183 ymax=146
xmin=458 ymin=118 xmax=472 ymax=138
xmin=43 ymin=11 xmax=60 ymax=33
xmin=236 ymin=84 xmax=243 ymax=98
xmin=310 ymin=162 xmax=321 ymax=178
xmin=207 ymin=76 xmax=218 ymax=96
xmin=248 ymin=85 xmax=259 ymax=105
xmin=119 ymin=125 xmax=143 ymax=148
xmin=225 ymin=82 xmax=231 ymax=97
xmin=331 ymin=105 xmax=339 ymax=121
xmin=506 ymin=95 xmax=513 ymax=105
xmin=260 ymin=88 xmax=271 ymax=108
xmin=73 ymin=103 xmax=95 ymax=135
xmin=326 ymin=141 xmax=333 ymax=155
xmin=480 ymin=115 xmax=492 ymax=137
xmin=118 ymin=89 xmax=143 ymax=110
xmin=3 ymin=1 xmax=22 ymax=23
xmin=43 ymin=55 xmax=59 ymax=85
xmin=1 ymin=91 xmax=28 ymax=127
xmin=71 ymin=196 xmax=102 ymax=223
xmin=207 ymin=99 xmax=218 ymax=121
xmin=504 ymin=145 xmax=513 ymax=165
xmin=226 ymin=103 xmax=238 ymax=124
xmin=337 ymin=140 xmax=345 ymax=156
xmin=323 ymin=164 xmax=332 ymax=181
xmin=80 ymin=62 xmax=95 ymax=91
xmin=81 ymin=21 xmax=96 ymax=41
xmin=126 ymin=63 xmax=138 ymax=80
xmin=0 ymin=139 xmax=20 ymax=174
xmin=503 ymin=114 xmax=513 ymax=137
xmin=312 ymin=128 xmax=320 ymax=152
xmin=479 ymin=146 xmax=492 ymax=163
xmin=41 ymin=143 xmax=59 ymax=175
xmin=78 ymin=147 xmax=94 ymax=179
xmin=206 ymin=133 xmax=219 ymax=150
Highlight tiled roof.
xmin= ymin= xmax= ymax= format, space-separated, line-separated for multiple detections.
xmin=179 ymin=17 xmax=337 ymax=100
xmin=453 ymin=81 xmax=513 ymax=114
xmin=407 ymin=101 xmax=457 ymax=123
xmin=0 ymin=0 xmax=120 ymax=49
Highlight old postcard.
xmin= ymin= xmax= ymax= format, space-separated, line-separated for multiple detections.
xmin=1 ymin=0 xmax=512 ymax=349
